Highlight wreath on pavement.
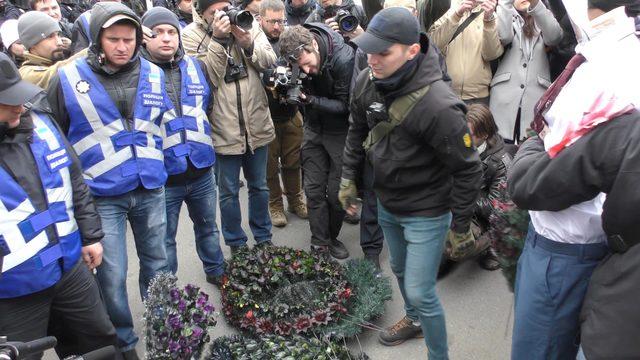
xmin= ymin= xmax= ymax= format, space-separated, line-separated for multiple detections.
xmin=207 ymin=334 xmax=370 ymax=360
xmin=221 ymin=246 xmax=391 ymax=338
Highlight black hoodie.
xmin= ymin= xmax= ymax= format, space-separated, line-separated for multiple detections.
xmin=342 ymin=37 xmax=482 ymax=232
xmin=285 ymin=0 xmax=317 ymax=26
xmin=48 ymin=2 xmax=145 ymax=135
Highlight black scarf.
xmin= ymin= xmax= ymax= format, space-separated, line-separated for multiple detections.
xmin=372 ymin=53 xmax=421 ymax=95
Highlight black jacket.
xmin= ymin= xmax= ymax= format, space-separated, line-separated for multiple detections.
xmin=508 ymin=110 xmax=640 ymax=248
xmin=48 ymin=2 xmax=144 ymax=135
xmin=285 ymin=0 xmax=316 ymax=26
xmin=70 ymin=10 xmax=90 ymax=55
xmin=140 ymin=43 xmax=213 ymax=186
xmin=342 ymin=38 xmax=482 ymax=232
xmin=305 ymin=0 xmax=368 ymax=29
xmin=476 ymin=135 xmax=510 ymax=224
xmin=0 ymin=94 xmax=103 ymax=250
xmin=301 ymin=23 xmax=354 ymax=134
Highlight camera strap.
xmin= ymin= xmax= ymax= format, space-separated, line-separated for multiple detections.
xmin=448 ymin=10 xmax=482 ymax=45
xmin=363 ymin=80 xmax=431 ymax=152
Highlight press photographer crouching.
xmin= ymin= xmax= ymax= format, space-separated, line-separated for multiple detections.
xmin=259 ymin=0 xmax=308 ymax=228
xmin=278 ymin=23 xmax=355 ymax=259
xmin=182 ymin=0 xmax=277 ymax=253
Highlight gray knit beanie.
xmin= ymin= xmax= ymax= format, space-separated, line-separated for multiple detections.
xmin=142 ymin=7 xmax=181 ymax=34
xmin=18 ymin=11 xmax=61 ymax=50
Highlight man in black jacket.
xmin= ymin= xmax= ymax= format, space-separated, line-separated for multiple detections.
xmin=0 ymin=52 xmax=119 ymax=359
xmin=279 ymin=23 xmax=354 ymax=259
xmin=285 ymin=0 xmax=316 ymax=25
xmin=339 ymin=7 xmax=481 ymax=354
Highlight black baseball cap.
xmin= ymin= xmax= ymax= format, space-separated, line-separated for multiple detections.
xmin=352 ymin=7 xmax=420 ymax=54
xmin=0 ymin=53 xmax=42 ymax=106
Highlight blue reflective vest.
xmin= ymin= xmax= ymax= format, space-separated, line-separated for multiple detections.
xmin=162 ymin=56 xmax=215 ymax=175
xmin=0 ymin=113 xmax=82 ymax=299
xmin=79 ymin=11 xmax=91 ymax=45
xmin=59 ymin=58 xmax=171 ymax=197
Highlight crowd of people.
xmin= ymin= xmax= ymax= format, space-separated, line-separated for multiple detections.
xmin=0 ymin=0 xmax=639 ymax=359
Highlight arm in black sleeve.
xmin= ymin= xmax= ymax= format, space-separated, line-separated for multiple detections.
xmin=507 ymin=127 xmax=624 ymax=211
xmin=341 ymin=93 xmax=369 ymax=181
xmin=307 ymin=51 xmax=354 ymax=114
xmin=52 ymin=120 xmax=104 ymax=245
xmin=422 ymin=103 xmax=482 ymax=233
xmin=47 ymin=75 xmax=71 ymax=134
xmin=476 ymin=157 xmax=507 ymax=221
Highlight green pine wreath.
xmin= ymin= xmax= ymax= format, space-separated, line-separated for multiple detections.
xmin=220 ymin=246 xmax=391 ymax=338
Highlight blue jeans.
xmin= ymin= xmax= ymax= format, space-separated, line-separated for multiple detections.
xmin=378 ymin=202 xmax=451 ymax=360
xmin=511 ymin=226 xmax=608 ymax=360
xmin=94 ymin=188 xmax=168 ymax=351
xmin=215 ymin=145 xmax=272 ymax=246
xmin=165 ymin=170 xmax=224 ymax=276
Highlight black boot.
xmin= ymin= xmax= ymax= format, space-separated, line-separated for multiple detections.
xmin=329 ymin=239 xmax=349 ymax=259
xmin=478 ymin=248 xmax=500 ymax=271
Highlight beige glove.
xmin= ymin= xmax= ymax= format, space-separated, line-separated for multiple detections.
xmin=338 ymin=178 xmax=358 ymax=211
xmin=445 ymin=228 xmax=477 ymax=261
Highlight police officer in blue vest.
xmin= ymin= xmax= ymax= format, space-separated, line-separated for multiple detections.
xmin=0 ymin=52 xmax=119 ymax=359
xmin=140 ymin=7 xmax=226 ymax=286
xmin=46 ymin=3 xmax=172 ymax=359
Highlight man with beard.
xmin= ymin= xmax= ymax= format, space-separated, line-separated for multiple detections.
xmin=17 ymin=11 xmax=87 ymax=89
xmin=259 ymin=0 xmax=308 ymax=227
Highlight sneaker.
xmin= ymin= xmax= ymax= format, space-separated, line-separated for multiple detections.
xmin=206 ymin=273 xmax=228 ymax=288
xmin=378 ymin=316 xmax=424 ymax=346
xmin=255 ymin=240 xmax=274 ymax=249
xmin=270 ymin=208 xmax=287 ymax=227
xmin=343 ymin=212 xmax=360 ymax=225
xmin=478 ymin=248 xmax=500 ymax=271
xmin=230 ymin=245 xmax=248 ymax=256
xmin=288 ymin=202 xmax=308 ymax=219
xmin=122 ymin=349 xmax=140 ymax=360
xmin=329 ymin=239 xmax=349 ymax=260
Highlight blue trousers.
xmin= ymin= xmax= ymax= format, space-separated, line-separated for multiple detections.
xmin=165 ymin=169 xmax=225 ymax=276
xmin=215 ymin=145 xmax=272 ymax=246
xmin=511 ymin=226 xmax=608 ymax=360
xmin=94 ymin=188 xmax=168 ymax=351
xmin=378 ymin=203 xmax=451 ymax=360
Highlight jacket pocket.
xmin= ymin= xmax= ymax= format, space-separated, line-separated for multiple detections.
xmin=537 ymin=75 xmax=552 ymax=89
xmin=490 ymin=72 xmax=511 ymax=87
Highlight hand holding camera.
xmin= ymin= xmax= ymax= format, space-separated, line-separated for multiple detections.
xmin=212 ymin=10 xmax=232 ymax=38
xmin=481 ymin=0 xmax=497 ymax=20
xmin=456 ymin=0 xmax=477 ymax=17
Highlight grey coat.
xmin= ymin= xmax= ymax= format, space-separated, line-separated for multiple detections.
xmin=490 ymin=0 xmax=562 ymax=141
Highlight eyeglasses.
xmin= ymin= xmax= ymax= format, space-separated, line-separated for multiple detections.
xmin=264 ymin=19 xmax=287 ymax=26
xmin=287 ymin=44 xmax=307 ymax=61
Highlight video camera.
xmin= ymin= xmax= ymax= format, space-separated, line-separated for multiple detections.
xmin=262 ymin=63 xmax=307 ymax=106
xmin=224 ymin=5 xmax=253 ymax=30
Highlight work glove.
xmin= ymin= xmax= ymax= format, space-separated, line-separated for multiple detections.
xmin=445 ymin=228 xmax=476 ymax=261
xmin=338 ymin=178 xmax=358 ymax=211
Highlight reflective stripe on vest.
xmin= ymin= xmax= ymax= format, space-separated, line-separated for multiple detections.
xmin=80 ymin=11 xmax=91 ymax=44
xmin=161 ymin=56 xmax=215 ymax=175
xmin=59 ymin=57 xmax=170 ymax=196
xmin=0 ymin=112 xmax=81 ymax=298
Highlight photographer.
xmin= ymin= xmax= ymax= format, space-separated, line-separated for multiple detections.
xmin=305 ymin=0 xmax=367 ymax=39
xmin=183 ymin=0 xmax=277 ymax=253
xmin=279 ymin=23 xmax=354 ymax=259
xmin=259 ymin=0 xmax=307 ymax=227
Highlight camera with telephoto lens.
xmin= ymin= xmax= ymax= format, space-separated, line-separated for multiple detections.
xmin=334 ymin=9 xmax=359 ymax=33
xmin=224 ymin=56 xmax=248 ymax=83
xmin=224 ymin=5 xmax=253 ymax=30
xmin=262 ymin=63 xmax=307 ymax=106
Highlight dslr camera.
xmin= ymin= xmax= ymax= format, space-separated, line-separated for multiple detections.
xmin=262 ymin=63 xmax=307 ymax=105
xmin=334 ymin=9 xmax=359 ymax=33
xmin=224 ymin=5 xmax=254 ymax=30
xmin=224 ymin=57 xmax=248 ymax=83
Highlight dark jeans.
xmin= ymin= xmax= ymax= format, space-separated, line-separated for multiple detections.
xmin=0 ymin=261 xmax=119 ymax=360
xmin=512 ymin=226 xmax=609 ymax=360
xmin=216 ymin=145 xmax=272 ymax=246
xmin=301 ymin=127 xmax=346 ymax=246
xmin=360 ymin=161 xmax=384 ymax=256
xmin=165 ymin=169 xmax=225 ymax=276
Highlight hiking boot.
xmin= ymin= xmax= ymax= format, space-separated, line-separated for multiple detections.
xmin=288 ymin=202 xmax=308 ymax=219
xmin=206 ymin=273 xmax=228 ymax=288
xmin=255 ymin=240 xmax=274 ymax=249
xmin=343 ymin=212 xmax=360 ymax=225
xmin=270 ymin=207 xmax=287 ymax=227
xmin=478 ymin=248 xmax=500 ymax=271
xmin=329 ymin=239 xmax=349 ymax=260
xmin=378 ymin=316 xmax=424 ymax=346
xmin=229 ymin=245 xmax=248 ymax=256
